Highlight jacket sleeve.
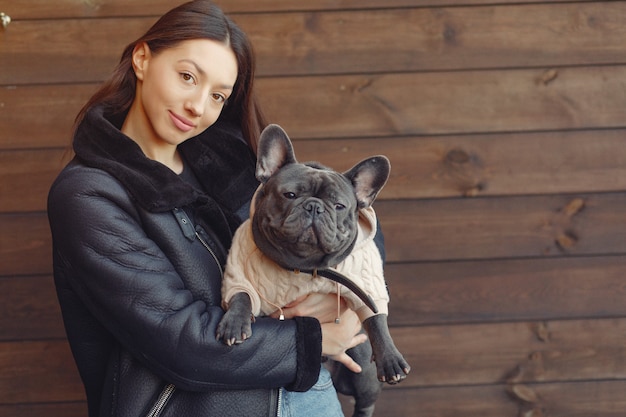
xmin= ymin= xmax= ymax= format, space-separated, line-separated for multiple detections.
xmin=48 ymin=164 xmax=321 ymax=392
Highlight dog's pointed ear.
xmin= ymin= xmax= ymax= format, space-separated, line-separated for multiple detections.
xmin=256 ymin=124 xmax=297 ymax=183
xmin=344 ymin=156 xmax=390 ymax=208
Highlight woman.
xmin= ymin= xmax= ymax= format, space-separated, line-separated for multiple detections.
xmin=47 ymin=1 xmax=367 ymax=416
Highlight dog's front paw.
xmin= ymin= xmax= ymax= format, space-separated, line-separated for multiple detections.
xmin=216 ymin=293 xmax=254 ymax=346
xmin=363 ymin=314 xmax=411 ymax=385
xmin=374 ymin=349 xmax=411 ymax=385
xmin=216 ymin=309 xmax=253 ymax=346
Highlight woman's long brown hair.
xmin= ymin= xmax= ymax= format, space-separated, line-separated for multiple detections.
xmin=74 ymin=0 xmax=266 ymax=151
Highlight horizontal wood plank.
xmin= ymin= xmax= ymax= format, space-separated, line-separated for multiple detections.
xmin=0 ymin=149 xmax=69 ymax=213
xmin=345 ymin=379 xmax=626 ymax=417
xmin=386 ymin=255 xmax=626 ymax=326
xmin=0 ymin=18 xmax=154 ymax=85
xmin=0 ymin=402 xmax=87 ymax=417
xmin=0 ymin=340 xmax=85 ymax=404
xmin=0 ymin=214 xmax=51 ymax=276
xmin=0 ymin=84 xmax=95 ymax=150
xmin=0 ymin=275 xmax=64 ymax=341
xmin=1 ymin=0 xmax=583 ymax=19
xmin=4 ymin=66 xmax=626 ymax=150
xmin=6 ymin=129 xmax=626 ymax=212
xmin=4 ymin=379 xmax=626 ymax=417
xmin=241 ymin=2 xmax=626 ymax=76
xmin=342 ymin=385 xmax=519 ymax=417
xmin=3 ymin=2 xmax=626 ymax=84
xmin=258 ymin=66 xmax=626 ymax=139
xmin=394 ymin=317 xmax=626 ymax=387
xmin=376 ymin=192 xmax=626 ymax=263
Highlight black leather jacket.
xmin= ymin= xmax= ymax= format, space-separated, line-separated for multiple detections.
xmin=48 ymin=107 xmax=322 ymax=417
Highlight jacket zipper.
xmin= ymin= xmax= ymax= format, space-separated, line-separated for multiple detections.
xmin=195 ymin=230 xmax=224 ymax=278
xmin=173 ymin=207 xmax=223 ymax=278
xmin=276 ymin=387 xmax=283 ymax=417
xmin=145 ymin=383 xmax=175 ymax=417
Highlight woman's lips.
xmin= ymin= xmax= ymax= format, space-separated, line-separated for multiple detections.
xmin=169 ymin=111 xmax=195 ymax=132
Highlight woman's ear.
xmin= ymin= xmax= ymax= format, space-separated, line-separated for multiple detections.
xmin=131 ymin=42 xmax=151 ymax=81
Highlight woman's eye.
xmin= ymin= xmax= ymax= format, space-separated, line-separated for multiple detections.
xmin=283 ymin=192 xmax=297 ymax=199
xmin=180 ymin=72 xmax=196 ymax=84
xmin=212 ymin=93 xmax=226 ymax=104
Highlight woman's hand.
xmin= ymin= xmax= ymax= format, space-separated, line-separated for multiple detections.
xmin=270 ymin=293 xmax=367 ymax=373
xmin=320 ymin=308 xmax=367 ymax=373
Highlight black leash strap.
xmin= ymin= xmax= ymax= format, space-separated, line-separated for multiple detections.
xmin=301 ymin=268 xmax=379 ymax=314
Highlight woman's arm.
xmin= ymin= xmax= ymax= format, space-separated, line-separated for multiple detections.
xmin=48 ymin=165 xmax=321 ymax=392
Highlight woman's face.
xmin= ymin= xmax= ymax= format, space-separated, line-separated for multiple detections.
xmin=128 ymin=38 xmax=238 ymax=148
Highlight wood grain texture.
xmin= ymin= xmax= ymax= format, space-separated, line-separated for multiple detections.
xmin=258 ymin=66 xmax=626 ymax=138
xmin=0 ymin=402 xmax=87 ymax=417
xmin=392 ymin=317 xmax=626 ymax=387
xmin=342 ymin=380 xmax=626 ymax=417
xmin=5 ymin=128 xmax=626 ymax=213
xmin=0 ymin=214 xmax=51 ymax=276
xmin=0 ymin=275 xmax=65 ymax=341
xmin=4 ymin=66 xmax=626 ymax=149
xmin=241 ymin=2 xmax=626 ymax=75
xmin=0 ymin=0 xmax=589 ymax=20
xmin=376 ymin=192 xmax=626 ymax=262
xmin=3 ymin=3 xmax=626 ymax=84
xmin=0 ymin=18 xmax=154 ymax=85
xmin=0 ymin=340 xmax=85 ymax=404
xmin=386 ymin=255 xmax=626 ymax=326
xmin=2 ymin=0 xmax=626 ymax=414
xmin=0 ymin=149 xmax=69 ymax=212
xmin=0 ymin=84 xmax=95 ymax=150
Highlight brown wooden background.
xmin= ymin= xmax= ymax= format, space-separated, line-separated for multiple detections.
xmin=2 ymin=0 xmax=626 ymax=416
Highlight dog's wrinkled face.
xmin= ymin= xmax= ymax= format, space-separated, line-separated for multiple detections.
xmin=250 ymin=124 xmax=390 ymax=271
xmin=253 ymin=162 xmax=359 ymax=270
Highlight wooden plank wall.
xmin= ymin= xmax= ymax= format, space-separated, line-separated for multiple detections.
xmin=1 ymin=0 xmax=626 ymax=416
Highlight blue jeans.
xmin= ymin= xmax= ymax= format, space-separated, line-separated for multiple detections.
xmin=280 ymin=365 xmax=344 ymax=417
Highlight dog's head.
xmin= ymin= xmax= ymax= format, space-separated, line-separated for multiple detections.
xmin=251 ymin=124 xmax=390 ymax=270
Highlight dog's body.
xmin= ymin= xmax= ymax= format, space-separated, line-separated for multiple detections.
xmin=222 ymin=205 xmax=389 ymax=322
xmin=217 ymin=124 xmax=409 ymax=417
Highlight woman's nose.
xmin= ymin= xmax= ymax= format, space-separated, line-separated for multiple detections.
xmin=185 ymin=92 xmax=208 ymax=117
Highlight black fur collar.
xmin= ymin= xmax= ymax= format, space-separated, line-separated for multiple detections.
xmin=73 ymin=105 xmax=258 ymax=215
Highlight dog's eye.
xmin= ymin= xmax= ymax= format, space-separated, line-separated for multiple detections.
xmin=335 ymin=203 xmax=346 ymax=211
xmin=283 ymin=192 xmax=297 ymax=199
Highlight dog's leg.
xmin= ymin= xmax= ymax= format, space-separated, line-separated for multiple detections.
xmin=363 ymin=314 xmax=411 ymax=384
xmin=328 ymin=342 xmax=382 ymax=417
xmin=216 ymin=292 xmax=254 ymax=346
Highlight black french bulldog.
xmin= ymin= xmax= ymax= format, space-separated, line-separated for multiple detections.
xmin=217 ymin=124 xmax=410 ymax=417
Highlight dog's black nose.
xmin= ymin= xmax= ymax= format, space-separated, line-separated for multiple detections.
xmin=304 ymin=199 xmax=325 ymax=215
